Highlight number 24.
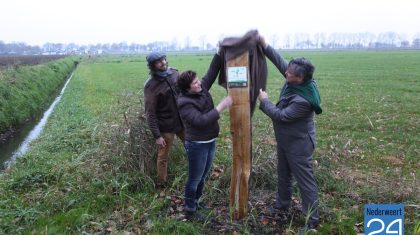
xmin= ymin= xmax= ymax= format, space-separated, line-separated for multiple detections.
xmin=367 ymin=218 xmax=402 ymax=235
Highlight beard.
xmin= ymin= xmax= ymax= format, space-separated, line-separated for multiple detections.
xmin=153 ymin=62 xmax=172 ymax=78
xmin=155 ymin=62 xmax=169 ymax=72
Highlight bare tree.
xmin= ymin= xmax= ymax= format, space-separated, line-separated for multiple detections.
xmin=283 ymin=34 xmax=291 ymax=49
xmin=206 ymin=43 xmax=215 ymax=51
xmin=170 ymin=37 xmax=179 ymax=51
xmin=199 ymin=35 xmax=207 ymax=50
xmin=270 ymin=34 xmax=279 ymax=49
xmin=401 ymin=40 xmax=410 ymax=47
xmin=378 ymin=32 xmax=399 ymax=47
xmin=359 ymin=32 xmax=376 ymax=48
xmin=412 ymin=33 xmax=420 ymax=48
xmin=184 ymin=36 xmax=191 ymax=50
xmin=313 ymin=33 xmax=320 ymax=48
xmin=294 ymin=33 xmax=311 ymax=49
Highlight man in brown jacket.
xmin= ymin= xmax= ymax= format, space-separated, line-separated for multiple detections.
xmin=144 ymin=52 xmax=184 ymax=187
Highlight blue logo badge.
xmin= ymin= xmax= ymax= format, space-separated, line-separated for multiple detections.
xmin=364 ymin=204 xmax=404 ymax=235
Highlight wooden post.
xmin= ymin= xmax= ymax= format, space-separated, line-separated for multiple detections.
xmin=227 ymin=51 xmax=251 ymax=219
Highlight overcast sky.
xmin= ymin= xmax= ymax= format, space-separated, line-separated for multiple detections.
xmin=1 ymin=0 xmax=419 ymax=46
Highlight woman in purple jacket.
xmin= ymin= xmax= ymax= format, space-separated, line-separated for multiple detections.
xmin=177 ymin=54 xmax=232 ymax=220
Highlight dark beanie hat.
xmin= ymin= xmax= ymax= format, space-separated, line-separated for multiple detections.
xmin=146 ymin=52 xmax=166 ymax=65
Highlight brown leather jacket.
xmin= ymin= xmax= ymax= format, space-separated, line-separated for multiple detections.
xmin=144 ymin=68 xmax=183 ymax=139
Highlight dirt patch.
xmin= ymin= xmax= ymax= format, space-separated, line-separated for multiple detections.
xmin=383 ymin=155 xmax=404 ymax=166
xmin=159 ymin=190 xmax=308 ymax=234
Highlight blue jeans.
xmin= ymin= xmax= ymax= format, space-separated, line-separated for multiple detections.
xmin=184 ymin=140 xmax=216 ymax=212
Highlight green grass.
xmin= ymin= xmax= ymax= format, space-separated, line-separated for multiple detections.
xmin=0 ymin=56 xmax=79 ymax=133
xmin=0 ymin=51 xmax=419 ymax=234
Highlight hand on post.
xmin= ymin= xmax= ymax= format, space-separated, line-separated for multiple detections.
xmin=216 ymin=96 xmax=233 ymax=113
xmin=258 ymin=88 xmax=268 ymax=101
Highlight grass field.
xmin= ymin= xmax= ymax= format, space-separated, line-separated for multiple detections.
xmin=0 ymin=55 xmax=67 ymax=69
xmin=0 ymin=56 xmax=79 ymax=133
xmin=0 ymin=50 xmax=419 ymax=234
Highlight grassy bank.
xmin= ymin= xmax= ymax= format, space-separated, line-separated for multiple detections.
xmin=0 ymin=56 xmax=79 ymax=134
xmin=0 ymin=51 xmax=419 ymax=234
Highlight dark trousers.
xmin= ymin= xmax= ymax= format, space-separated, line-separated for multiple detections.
xmin=276 ymin=142 xmax=319 ymax=227
xmin=184 ymin=140 xmax=216 ymax=212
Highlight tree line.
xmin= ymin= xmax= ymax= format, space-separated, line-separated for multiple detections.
xmin=1 ymin=32 xmax=420 ymax=55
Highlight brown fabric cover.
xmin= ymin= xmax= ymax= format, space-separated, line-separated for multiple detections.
xmin=218 ymin=30 xmax=268 ymax=115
